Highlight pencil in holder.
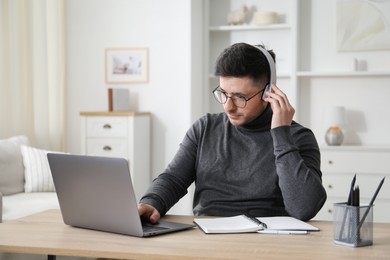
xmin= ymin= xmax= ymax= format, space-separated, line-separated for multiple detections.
xmin=333 ymin=203 xmax=373 ymax=247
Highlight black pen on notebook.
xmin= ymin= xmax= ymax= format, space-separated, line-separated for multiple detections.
xmin=357 ymin=177 xmax=385 ymax=230
xmin=244 ymin=215 xmax=267 ymax=229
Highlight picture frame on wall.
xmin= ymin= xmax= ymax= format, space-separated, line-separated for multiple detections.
xmin=105 ymin=48 xmax=148 ymax=83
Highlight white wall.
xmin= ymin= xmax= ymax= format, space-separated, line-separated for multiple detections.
xmin=65 ymin=0 xmax=201 ymax=214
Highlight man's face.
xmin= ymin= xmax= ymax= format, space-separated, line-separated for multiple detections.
xmin=219 ymin=76 xmax=267 ymax=126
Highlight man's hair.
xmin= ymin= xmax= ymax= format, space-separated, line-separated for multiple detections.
xmin=214 ymin=42 xmax=276 ymax=85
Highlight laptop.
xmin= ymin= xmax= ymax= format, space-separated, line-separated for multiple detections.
xmin=47 ymin=153 xmax=194 ymax=237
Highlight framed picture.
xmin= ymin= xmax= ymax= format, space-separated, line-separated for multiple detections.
xmin=105 ymin=48 xmax=148 ymax=83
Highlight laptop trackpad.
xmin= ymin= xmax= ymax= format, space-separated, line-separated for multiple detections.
xmin=142 ymin=223 xmax=169 ymax=232
xmin=141 ymin=220 xmax=194 ymax=236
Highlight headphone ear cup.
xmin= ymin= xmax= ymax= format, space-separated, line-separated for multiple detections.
xmin=262 ymin=84 xmax=271 ymax=100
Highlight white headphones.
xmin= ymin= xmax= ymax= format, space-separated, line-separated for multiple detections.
xmin=254 ymin=45 xmax=277 ymax=100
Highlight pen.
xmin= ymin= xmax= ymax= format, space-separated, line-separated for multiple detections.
xmin=351 ymin=185 xmax=360 ymax=207
xmin=347 ymin=174 xmax=356 ymax=205
xmin=351 ymin=185 xmax=360 ymax=242
xmin=357 ymin=177 xmax=385 ymax=230
xmin=244 ymin=215 xmax=268 ymax=229
xmin=339 ymin=174 xmax=357 ymax=240
xmin=258 ymin=230 xmax=307 ymax=235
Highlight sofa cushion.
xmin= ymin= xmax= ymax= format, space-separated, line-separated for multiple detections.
xmin=0 ymin=136 xmax=29 ymax=195
xmin=21 ymin=145 xmax=56 ymax=193
xmin=2 ymin=192 xmax=59 ymax=222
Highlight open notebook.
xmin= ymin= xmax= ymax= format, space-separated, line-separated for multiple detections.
xmin=194 ymin=215 xmax=319 ymax=234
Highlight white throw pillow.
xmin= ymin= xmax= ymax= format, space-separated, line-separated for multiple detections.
xmin=21 ymin=145 xmax=56 ymax=192
xmin=0 ymin=135 xmax=30 ymax=195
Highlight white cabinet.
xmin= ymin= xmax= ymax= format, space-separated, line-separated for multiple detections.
xmin=315 ymin=146 xmax=390 ymax=223
xmin=80 ymin=111 xmax=151 ymax=201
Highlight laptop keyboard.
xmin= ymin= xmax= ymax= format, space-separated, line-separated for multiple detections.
xmin=142 ymin=224 xmax=169 ymax=232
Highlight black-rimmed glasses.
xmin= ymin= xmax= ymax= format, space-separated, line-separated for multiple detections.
xmin=212 ymin=86 xmax=265 ymax=108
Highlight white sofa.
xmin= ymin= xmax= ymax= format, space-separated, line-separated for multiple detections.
xmin=0 ymin=136 xmax=94 ymax=260
xmin=0 ymin=136 xmax=60 ymax=223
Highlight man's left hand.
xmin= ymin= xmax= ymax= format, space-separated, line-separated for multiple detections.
xmin=263 ymin=84 xmax=295 ymax=129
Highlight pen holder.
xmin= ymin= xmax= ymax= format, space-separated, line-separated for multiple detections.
xmin=333 ymin=203 xmax=373 ymax=247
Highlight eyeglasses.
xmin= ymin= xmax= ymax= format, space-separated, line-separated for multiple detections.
xmin=212 ymin=86 xmax=265 ymax=108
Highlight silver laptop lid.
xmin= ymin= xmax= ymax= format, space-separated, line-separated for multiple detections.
xmin=47 ymin=153 xmax=144 ymax=237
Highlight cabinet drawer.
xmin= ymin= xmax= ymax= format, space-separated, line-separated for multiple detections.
xmin=321 ymin=150 xmax=390 ymax=174
xmin=323 ymin=174 xmax=390 ymax=199
xmin=86 ymin=138 xmax=128 ymax=158
xmin=86 ymin=117 xmax=128 ymax=138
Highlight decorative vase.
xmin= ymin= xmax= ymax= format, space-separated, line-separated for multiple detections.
xmin=325 ymin=125 xmax=344 ymax=146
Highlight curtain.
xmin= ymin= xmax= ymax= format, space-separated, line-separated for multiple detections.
xmin=0 ymin=0 xmax=65 ymax=151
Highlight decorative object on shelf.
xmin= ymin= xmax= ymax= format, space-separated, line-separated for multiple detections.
xmin=105 ymin=48 xmax=148 ymax=83
xmin=325 ymin=106 xmax=347 ymax=146
xmin=108 ymin=88 xmax=130 ymax=112
xmin=227 ymin=5 xmax=249 ymax=25
xmin=352 ymin=58 xmax=368 ymax=71
xmin=352 ymin=58 xmax=359 ymax=71
xmin=253 ymin=11 xmax=278 ymax=25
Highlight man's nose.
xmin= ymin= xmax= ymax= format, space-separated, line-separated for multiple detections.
xmin=224 ymin=97 xmax=237 ymax=110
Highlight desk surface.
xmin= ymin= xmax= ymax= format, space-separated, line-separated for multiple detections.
xmin=0 ymin=210 xmax=389 ymax=260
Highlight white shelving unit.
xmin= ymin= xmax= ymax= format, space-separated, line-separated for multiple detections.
xmin=204 ymin=0 xmax=298 ymax=115
xmin=203 ymin=0 xmax=390 ymax=222
xmin=204 ymin=1 xmax=390 ymax=140
xmin=295 ymin=1 xmax=390 ymax=143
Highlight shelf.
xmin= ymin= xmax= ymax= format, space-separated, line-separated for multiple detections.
xmin=320 ymin=145 xmax=390 ymax=152
xmin=208 ymin=73 xmax=291 ymax=79
xmin=297 ymin=71 xmax=390 ymax=78
xmin=209 ymin=24 xmax=291 ymax=32
xmin=80 ymin=111 xmax=151 ymax=116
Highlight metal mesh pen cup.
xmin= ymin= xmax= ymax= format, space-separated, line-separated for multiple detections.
xmin=333 ymin=203 xmax=373 ymax=247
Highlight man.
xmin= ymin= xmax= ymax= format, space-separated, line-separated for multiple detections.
xmin=138 ymin=42 xmax=326 ymax=223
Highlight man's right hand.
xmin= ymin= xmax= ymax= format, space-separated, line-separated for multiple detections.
xmin=138 ymin=203 xmax=161 ymax=224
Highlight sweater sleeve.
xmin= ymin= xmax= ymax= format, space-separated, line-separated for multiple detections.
xmin=139 ymin=120 xmax=200 ymax=216
xmin=271 ymin=125 xmax=327 ymax=221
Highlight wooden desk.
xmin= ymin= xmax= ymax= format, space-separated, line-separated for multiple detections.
xmin=0 ymin=210 xmax=389 ymax=259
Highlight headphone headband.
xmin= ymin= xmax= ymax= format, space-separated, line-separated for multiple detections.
xmin=254 ymin=45 xmax=277 ymax=86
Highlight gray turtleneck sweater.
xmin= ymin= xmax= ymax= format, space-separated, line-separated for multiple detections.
xmin=140 ymin=105 xmax=327 ymax=221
